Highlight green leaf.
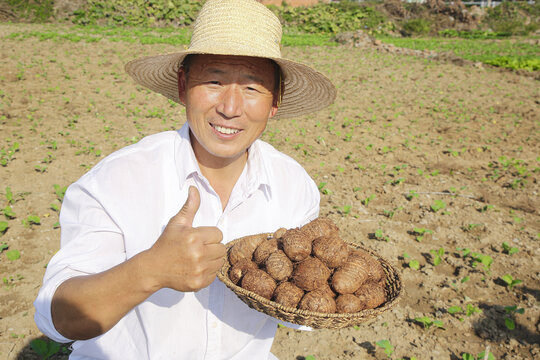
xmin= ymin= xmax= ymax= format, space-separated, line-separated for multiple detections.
xmin=462 ymin=354 xmax=475 ymax=360
xmin=0 ymin=221 xmax=8 ymax=233
xmin=505 ymin=317 xmax=515 ymax=330
xmin=305 ymin=356 xmax=316 ymax=360
xmin=477 ymin=351 xmax=495 ymax=360
xmin=6 ymin=249 xmax=20 ymax=261
xmin=0 ymin=242 xmax=8 ymax=252
xmin=30 ymin=339 xmax=48 ymax=357
xmin=448 ymin=306 xmax=462 ymax=314
xmin=409 ymin=259 xmax=420 ymax=270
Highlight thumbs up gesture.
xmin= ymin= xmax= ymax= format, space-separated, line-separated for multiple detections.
xmin=146 ymin=186 xmax=226 ymax=292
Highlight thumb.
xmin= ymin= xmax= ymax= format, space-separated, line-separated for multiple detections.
xmin=172 ymin=186 xmax=200 ymax=227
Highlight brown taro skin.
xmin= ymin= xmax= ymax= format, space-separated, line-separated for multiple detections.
xmin=331 ymin=251 xmax=370 ymax=294
xmin=273 ymin=282 xmax=304 ymax=308
xmin=318 ymin=283 xmax=336 ymax=299
xmin=298 ymin=288 xmax=337 ymax=313
xmin=300 ymin=217 xmax=339 ymax=240
xmin=336 ymin=294 xmax=364 ymax=313
xmin=354 ymin=281 xmax=386 ymax=309
xmin=292 ymin=257 xmax=331 ymax=291
xmin=281 ymin=228 xmax=312 ymax=262
xmin=312 ymin=235 xmax=350 ymax=268
xmin=241 ymin=269 xmax=277 ymax=300
xmin=265 ymin=250 xmax=293 ymax=281
xmin=229 ymin=236 xmax=264 ymax=265
xmin=228 ymin=259 xmax=258 ymax=285
xmin=273 ymin=227 xmax=287 ymax=239
xmin=362 ymin=250 xmax=385 ymax=283
xmin=253 ymin=238 xmax=279 ymax=265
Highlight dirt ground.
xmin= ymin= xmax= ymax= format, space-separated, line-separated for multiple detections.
xmin=0 ymin=23 xmax=538 ymax=360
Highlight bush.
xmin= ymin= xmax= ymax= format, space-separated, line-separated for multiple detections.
xmin=401 ymin=18 xmax=432 ymax=36
xmin=4 ymin=0 xmax=55 ymax=22
xmin=482 ymin=1 xmax=540 ymax=35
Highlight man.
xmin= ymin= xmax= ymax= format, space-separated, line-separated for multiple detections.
xmin=34 ymin=0 xmax=335 ymax=358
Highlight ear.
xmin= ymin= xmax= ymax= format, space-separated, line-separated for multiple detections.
xmin=177 ymin=67 xmax=187 ymax=105
xmin=268 ymin=104 xmax=279 ymax=119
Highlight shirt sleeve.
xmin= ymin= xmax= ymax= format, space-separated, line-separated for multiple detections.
xmin=34 ymin=178 xmax=126 ymax=343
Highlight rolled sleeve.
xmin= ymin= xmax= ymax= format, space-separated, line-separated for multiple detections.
xmin=34 ymin=180 xmax=126 ymax=342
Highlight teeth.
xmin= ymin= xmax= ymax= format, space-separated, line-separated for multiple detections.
xmin=213 ymin=124 xmax=239 ymax=135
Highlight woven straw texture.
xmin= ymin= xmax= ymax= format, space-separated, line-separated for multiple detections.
xmin=217 ymin=233 xmax=403 ymax=329
xmin=124 ymin=0 xmax=336 ymax=119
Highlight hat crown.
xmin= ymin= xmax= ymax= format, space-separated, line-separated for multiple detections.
xmin=189 ymin=0 xmax=282 ymax=59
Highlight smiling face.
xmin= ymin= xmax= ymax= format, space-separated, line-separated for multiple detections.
xmin=178 ymin=54 xmax=279 ymax=168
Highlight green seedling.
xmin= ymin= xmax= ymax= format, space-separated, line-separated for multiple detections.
xmin=305 ymin=356 xmax=316 ymax=360
xmin=374 ymin=229 xmax=389 ymax=242
xmin=430 ymin=247 xmax=445 ymax=266
xmin=470 ymin=252 xmax=493 ymax=272
xmin=50 ymin=203 xmax=60 ymax=212
xmin=405 ymin=190 xmax=418 ymax=200
xmin=22 ymin=215 xmax=41 ymax=228
xmin=403 ymin=253 xmax=420 ymax=270
xmin=317 ymin=182 xmax=331 ymax=195
xmin=478 ymin=204 xmax=494 ymax=213
xmin=30 ymin=338 xmax=61 ymax=360
xmin=5 ymin=186 xmax=14 ymax=204
xmin=462 ymin=352 xmax=494 ymax=360
xmin=383 ymin=206 xmax=403 ymax=218
xmin=6 ymin=249 xmax=20 ymax=261
xmin=503 ymin=305 xmax=524 ymax=330
xmin=414 ymin=316 xmax=445 ymax=330
xmin=0 ymin=221 xmax=8 ymax=234
xmin=412 ymin=227 xmax=432 ymax=242
xmin=341 ymin=205 xmax=352 ymax=216
xmin=375 ymin=339 xmax=393 ymax=357
xmin=362 ymin=194 xmax=375 ymax=206
xmin=2 ymin=206 xmax=16 ymax=219
xmin=501 ymin=274 xmax=522 ymax=289
xmin=53 ymin=184 xmax=67 ymax=202
xmin=430 ymin=199 xmax=446 ymax=212
xmin=501 ymin=242 xmax=519 ymax=255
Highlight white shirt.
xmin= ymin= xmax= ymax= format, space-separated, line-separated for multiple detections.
xmin=34 ymin=123 xmax=319 ymax=360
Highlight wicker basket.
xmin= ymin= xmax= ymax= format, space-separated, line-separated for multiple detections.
xmin=217 ymin=233 xmax=403 ymax=329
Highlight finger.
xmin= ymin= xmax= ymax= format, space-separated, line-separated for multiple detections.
xmin=171 ymin=186 xmax=201 ymax=227
xmin=196 ymin=226 xmax=223 ymax=244
xmin=203 ymin=243 xmax=227 ymax=261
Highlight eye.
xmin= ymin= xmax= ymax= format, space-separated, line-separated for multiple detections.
xmin=208 ymin=80 xmax=220 ymax=85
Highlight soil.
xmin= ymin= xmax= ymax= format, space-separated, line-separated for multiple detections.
xmin=0 ymin=23 xmax=539 ymax=360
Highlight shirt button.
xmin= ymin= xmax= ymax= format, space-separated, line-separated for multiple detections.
xmin=211 ymin=322 xmax=218 ymax=329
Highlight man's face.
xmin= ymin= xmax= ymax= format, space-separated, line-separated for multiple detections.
xmin=179 ymin=54 xmax=278 ymax=167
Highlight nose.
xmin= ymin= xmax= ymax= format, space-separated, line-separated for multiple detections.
xmin=216 ymin=85 xmax=243 ymax=119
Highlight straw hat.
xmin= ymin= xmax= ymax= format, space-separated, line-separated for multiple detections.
xmin=125 ymin=0 xmax=336 ymax=119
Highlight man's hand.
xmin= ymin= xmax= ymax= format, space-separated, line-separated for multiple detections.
xmin=146 ymin=186 xmax=226 ymax=292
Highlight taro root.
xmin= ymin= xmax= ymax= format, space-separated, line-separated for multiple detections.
xmin=300 ymin=217 xmax=339 ymax=240
xmin=282 ymin=228 xmax=312 ymax=262
xmin=228 ymin=258 xmax=258 ymax=285
xmin=336 ymin=294 xmax=364 ymax=313
xmin=298 ymin=288 xmax=337 ymax=313
xmin=312 ymin=235 xmax=350 ymax=268
xmin=265 ymin=250 xmax=293 ymax=281
xmin=229 ymin=235 xmax=264 ymax=265
xmin=273 ymin=281 xmax=304 ymax=308
xmin=355 ymin=281 xmax=386 ymax=309
xmin=241 ymin=269 xmax=276 ymax=300
xmin=292 ymin=256 xmax=331 ymax=291
xmin=273 ymin=227 xmax=287 ymax=239
xmin=363 ymin=251 xmax=385 ymax=283
xmin=319 ymin=283 xmax=336 ymax=299
xmin=253 ymin=238 xmax=279 ymax=265
xmin=331 ymin=251 xmax=370 ymax=294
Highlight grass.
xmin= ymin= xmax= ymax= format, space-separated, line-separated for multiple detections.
xmin=4 ymin=23 xmax=334 ymax=47
xmin=377 ymin=36 xmax=540 ymax=71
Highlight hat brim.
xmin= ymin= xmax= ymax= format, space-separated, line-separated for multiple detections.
xmin=124 ymin=50 xmax=336 ymax=120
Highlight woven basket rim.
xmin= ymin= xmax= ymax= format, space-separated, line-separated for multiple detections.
xmin=217 ymin=233 xmax=403 ymax=328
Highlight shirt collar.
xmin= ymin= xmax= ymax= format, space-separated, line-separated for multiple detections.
xmin=174 ymin=122 xmax=273 ymax=199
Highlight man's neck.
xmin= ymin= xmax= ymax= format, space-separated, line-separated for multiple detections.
xmin=190 ymin=133 xmax=248 ymax=210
